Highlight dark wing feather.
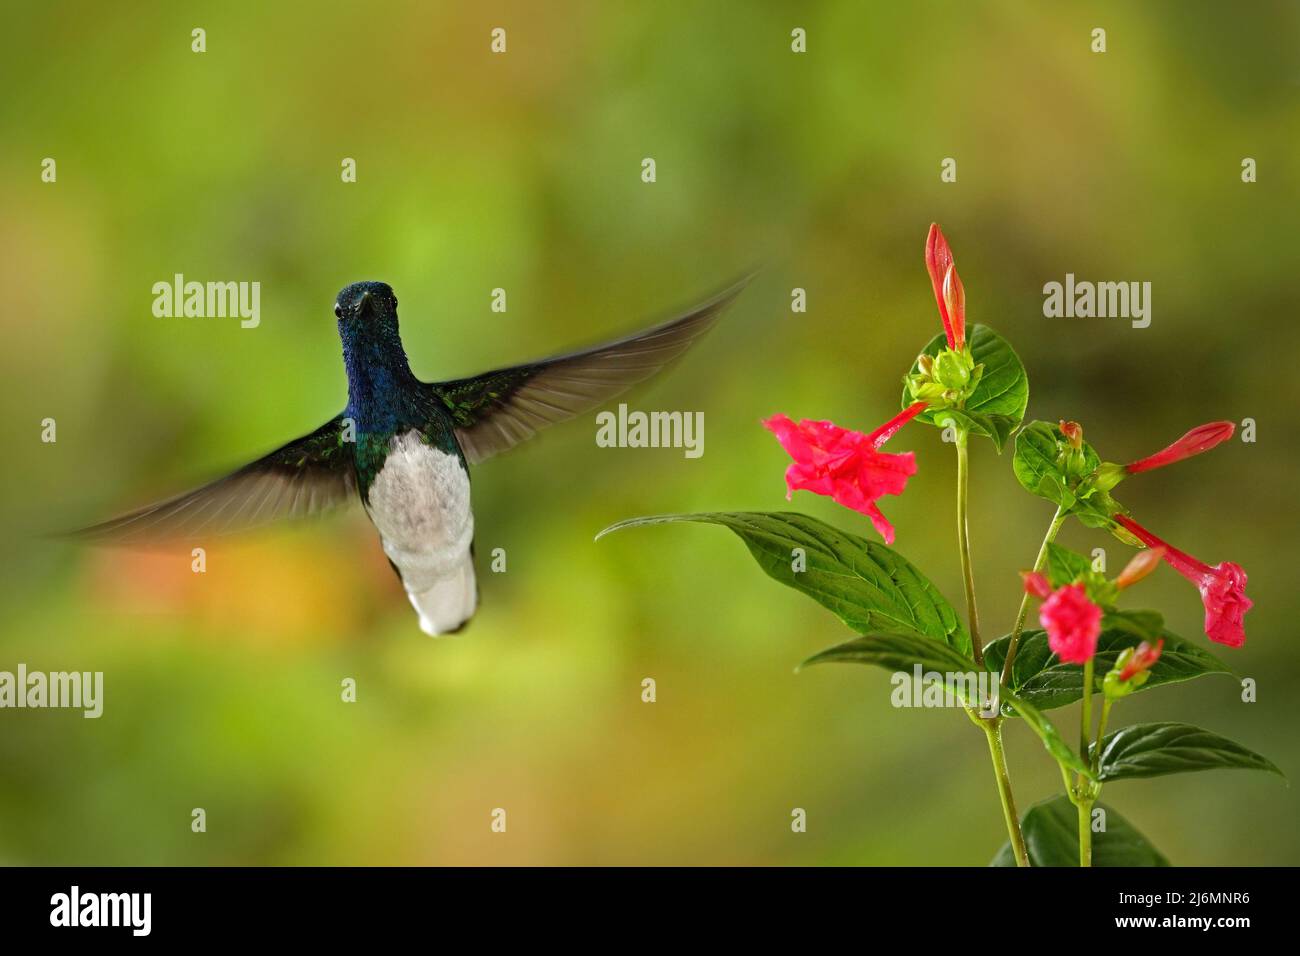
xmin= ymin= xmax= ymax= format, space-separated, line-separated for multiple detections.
xmin=68 ymin=415 xmax=357 ymax=545
xmin=433 ymin=275 xmax=751 ymax=464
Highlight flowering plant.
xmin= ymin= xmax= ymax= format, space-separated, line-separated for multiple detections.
xmin=600 ymin=225 xmax=1280 ymax=866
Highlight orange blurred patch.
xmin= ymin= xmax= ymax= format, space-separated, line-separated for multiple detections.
xmin=83 ymin=520 xmax=406 ymax=647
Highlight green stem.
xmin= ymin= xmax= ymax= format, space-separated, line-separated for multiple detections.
xmin=1093 ymin=698 xmax=1113 ymax=776
xmin=999 ymin=505 xmax=1066 ymax=686
xmin=955 ymin=430 xmax=1029 ymax=865
xmin=1074 ymin=656 xmax=1098 ymax=867
xmin=1079 ymin=657 xmax=1095 ymax=762
xmin=1077 ymin=797 xmax=1093 ymax=867
xmin=955 ymin=431 xmax=983 ymax=665
xmin=984 ymin=719 xmax=1029 ymax=867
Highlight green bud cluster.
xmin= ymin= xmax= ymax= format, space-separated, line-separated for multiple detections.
xmin=1059 ymin=444 xmax=1091 ymax=479
xmin=905 ymin=346 xmax=983 ymax=410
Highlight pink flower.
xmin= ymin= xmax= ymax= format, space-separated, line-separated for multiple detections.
xmin=1115 ymin=515 xmax=1252 ymax=648
xmin=1125 ymin=421 xmax=1235 ymax=474
xmin=1039 ymin=583 xmax=1102 ymax=665
xmin=925 ymin=224 xmax=966 ymax=351
xmin=1118 ymin=639 xmax=1164 ymax=682
xmin=763 ymin=402 xmax=928 ymax=544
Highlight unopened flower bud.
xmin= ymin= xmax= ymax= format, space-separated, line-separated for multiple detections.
xmin=933 ymin=349 xmax=971 ymax=389
xmin=1021 ymin=570 xmax=1052 ymax=599
xmin=1103 ymin=640 xmax=1164 ymax=698
xmin=1126 ymin=421 xmax=1235 ymax=475
xmin=1116 ymin=547 xmax=1165 ymax=589
xmin=906 ymin=377 xmax=947 ymax=402
xmin=941 ymin=265 xmax=966 ymax=350
xmin=925 ymin=224 xmax=966 ymax=350
xmin=1060 ymin=446 xmax=1089 ymax=479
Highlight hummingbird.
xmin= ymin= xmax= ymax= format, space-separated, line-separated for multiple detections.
xmin=73 ymin=278 xmax=749 ymax=635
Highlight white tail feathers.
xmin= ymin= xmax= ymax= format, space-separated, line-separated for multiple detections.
xmin=405 ymin=551 xmax=478 ymax=636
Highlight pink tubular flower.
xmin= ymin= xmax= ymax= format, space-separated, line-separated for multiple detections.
xmin=762 ymin=402 xmax=928 ymax=544
xmin=925 ymin=223 xmax=966 ymax=350
xmin=1039 ymin=583 xmax=1103 ymax=664
xmin=1125 ymin=421 xmax=1235 ymax=474
xmin=1114 ymin=515 xmax=1251 ymax=648
xmin=1118 ymin=639 xmax=1164 ymax=682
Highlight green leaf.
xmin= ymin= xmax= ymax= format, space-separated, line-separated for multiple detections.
xmin=984 ymin=612 xmax=1230 ymax=712
xmin=903 ymin=324 xmax=1028 ymax=451
xmin=597 ymin=511 xmax=969 ymax=656
xmin=1101 ymin=609 xmax=1164 ymax=641
xmin=1044 ymin=543 xmax=1092 ymax=588
xmin=801 ymin=630 xmax=977 ymax=675
xmin=990 ymin=796 xmax=1169 ymax=867
xmin=1001 ymin=688 xmax=1094 ymax=779
xmin=1090 ymin=722 xmax=1284 ymax=782
xmin=1043 ymin=543 xmax=1118 ymax=606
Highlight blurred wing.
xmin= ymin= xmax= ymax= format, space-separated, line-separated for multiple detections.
xmin=433 ymin=275 xmax=751 ymax=464
xmin=68 ymin=415 xmax=357 ymax=545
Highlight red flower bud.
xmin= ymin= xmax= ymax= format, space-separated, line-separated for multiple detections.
xmin=1115 ymin=546 xmax=1164 ymax=589
xmin=1114 ymin=515 xmax=1252 ymax=648
xmin=1021 ymin=570 xmax=1053 ymax=599
xmin=1039 ymin=583 xmax=1102 ymax=665
xmin=762 ymin=402 xmax=928 ymax=545
xmin=1059 ymin=420 xmax=1083 ymax=449
xmin=1125 ymin=421 xmax=1235 ymax=474
xmin=925 ymin=223 xmax=965 ymax=350
xmin=1118 ymin=639 xmax=1164 ymax=682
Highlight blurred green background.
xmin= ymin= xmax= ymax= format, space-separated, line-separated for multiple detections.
xmin=2 ymin=1 xmax=1298 ymax=865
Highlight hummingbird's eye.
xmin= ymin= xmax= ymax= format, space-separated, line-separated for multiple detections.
xmin=333 ymin=304 xmax=343 ymax=319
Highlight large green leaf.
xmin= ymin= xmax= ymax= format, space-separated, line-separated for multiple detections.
xmin=803 ymin=631 xmax=994 ymax=711
xmin=597 ymin=511 xmax=969 ymax=656
xmin=801 ymin=630 xmax=977 ymax=674
xmin=984 ymin=612 xmax=1229 ymax=713
xmin=990 ymin=796 xmax=1169 ymax=867
xmin=902 ymin=324 xmax=1028 ymax=451
xmin=1090 ymin=722 xmax=1283 ymax=782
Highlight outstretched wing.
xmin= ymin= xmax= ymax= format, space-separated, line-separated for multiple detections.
xmin=68 ymin=415 xmax=357 ymax=545
xmin=432 ymin=275 xmax=751 ymax=464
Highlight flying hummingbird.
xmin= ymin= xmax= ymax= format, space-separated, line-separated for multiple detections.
xmin=73 ymin=278 xmax=748 ymax=635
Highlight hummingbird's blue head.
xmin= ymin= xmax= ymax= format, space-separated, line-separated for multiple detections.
xmin=334 ymin=280 xmax=403 ymax=349
xmin=334 ymin=282 xmax=414 ymax=411
xmin=335 ymin=281 xmax=398 ymax=324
